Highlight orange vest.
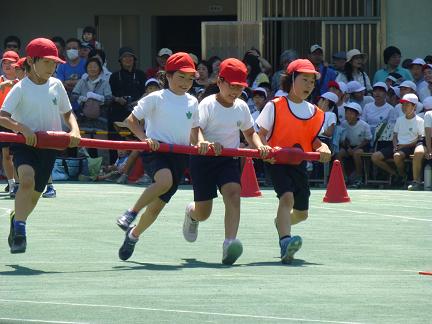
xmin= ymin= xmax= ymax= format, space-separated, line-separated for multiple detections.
xmin=0 ymin=76 xmax=18 ymax=108
xmin=267 ymin=97 xmax=324 ymax=152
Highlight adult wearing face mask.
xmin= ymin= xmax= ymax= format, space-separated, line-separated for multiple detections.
xmin=56 ymin=38 xmax=87 ymax=110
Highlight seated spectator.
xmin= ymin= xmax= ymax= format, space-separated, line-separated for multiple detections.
xmin=146 ymin=47 xmax=172 ymax=78
xmin=3 ymin=35 xmax=21 ymax=54
xmin=347 ymin=80 xmax=374 ymax=109
xmin=309 ymin=44 xmax=337 ymax=101
xmin=337 ymin=102 xmax=372 ymax=188
xmin=409 ymin=58 xmax=426 ymax=88
xmin=144 ymin=78 xmax=162 ymax=96
xmin=424 ymin=97 xmax=432 ymax=161
xmin=328 ymin=80 xmax=348 ymax=122
xmin=79 ymin=41 xmax=94 ymax=59
xmin=248 ymin=47 xmax=272 ymax=75
xmin=371 ymin=93 xmax=425 ymax=190
xmin=385 ymin=72 xmax=403 ymax=88
xmin=207 ymin=55 xmax=222 ymax=83
xmin=317 ymin=92 xmax=339 ymax=149
xmin=81 ymin=48 xmax=111 ymax=81
xmin=243 ymin=50 xmax=269 ymax=89
xmin=271 ymin=49 xmax=298 ymax=92
xmin=51 ymin=36 xmax=66 ymax=61
xmin=418 ymin=64 xmax=432 ymax=102
xmin=387 ymin=86 xmax=401 ymax=107
xmin=82 ymin=26 xmax=103 ymax=50
xmin=336 ymin=49 xmax=372 ymax=92
xmin=373 ymin=46 xmax=413 ymax=83
xmin=331 ymin=51 xmax=346 ymax=74
xmin=251 ymin=87 xmax=268 ymax=130
xmin=361 ymin=82 xmax=394 ymax=131
xmin=192 ymin=60 xmax=212 ymax=95
xmin=96 ymin=149 xmax=130 ymax=181
xmin=393 ymin=81 xmax=424 ymax=117
xmin=418 ymin=96 xmax=432 ymax=119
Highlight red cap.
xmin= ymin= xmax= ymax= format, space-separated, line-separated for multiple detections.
xmin=287 ymin=59 xmax=321 ymax=79
xmin=218 ymin=58 xmax=248 ymax=87
xmin=25 ymin=38 xmax=65 ymax=64
xmin=165 ymin=52 xmax=196 ymax=73
xmin=12 ymin=57 xmax=26 ymax=69
xmin=327 ymin=80 xmax=340 ymax=90
xmin=1 ymin=50 xmax=19 ymax=63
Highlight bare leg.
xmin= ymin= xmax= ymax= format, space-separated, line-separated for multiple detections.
xmin=372 ymin=152 xmax=396 ymax=175
xmin=220 ymin=182 xmax=241 ymax=240
xmin=14 ymin=165 xmax=42 ymax=222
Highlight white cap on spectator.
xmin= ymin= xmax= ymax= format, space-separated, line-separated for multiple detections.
xmin=400 ymin=93 xmax=419 ymax=105
xmin=390 ymin=86 xmax=401 ymax=98
xmin=145 ymin=78 xmax=160 ymax=87
xmin=346 ymin=49 xmax=367 ymax=63
xmin=337 ymin=81 xmax=348 ymax=94
xmin=310 ymin=44 xmax=323 ymax=53
xmin=423 ymin=64 xmax=432 ymax=71
xmin=320 ymin=92 xmax=339 ymax=104
xmin=158 ymin=48 xmax=173 ymax=57
xmin=411 ymin=58 xmax=426 ymax=66
xmin=274 ymin=89 xmax=288 ymax=97
xmin=344 ymin=101 xmax=362 ymax=115
xmin=399 ymin=80 xmax=417 ymax=91
xmin=347 ymin=80 xmax=366 ymax=93
xmin=373 ymin=82 xmax=388 ymax=92
xmin=385 ymin=75 xmax=399 ymax=83
xmin=423 ymin=96 xmax=432 ymax=110
xmin=252 ymin=87 xmax=267 ymax=99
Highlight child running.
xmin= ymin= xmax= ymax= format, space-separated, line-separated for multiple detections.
xmin=182 ymin=58 xmax=271 ymax=265
xmin=116 ymin=52 xmax=199 ymax=261
xmin=0 ymin=38 xmax=81 ymax=253
xmin=256 ymin=59 xmax=331 ymax=263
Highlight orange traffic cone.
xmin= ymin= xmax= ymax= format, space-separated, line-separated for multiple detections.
xmin=241 ymin=157 xmax=262 ymax=197
xmin=323 ymin=160 xmax=350 ymax=203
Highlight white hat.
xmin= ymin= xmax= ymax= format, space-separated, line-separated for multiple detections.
xmin=158 ymin=48 xmax=173 ymax=57
xmin=422 ymin=96 xmax=432 ymax=110
xmin=320 ymin=92 xmax=339 ymax=104
xmin=337 ymin=81 xmax=348 ymax=94
xmin=411 ymin=58 xmax=426 ymax=66
xmin=399 ymin=80 xmax=417 ymax=91
xmin=390 ymin=86 xmax=401 ymax=98
xmin=274 ymin=89 xmax=288 ymax=97
xmin=346 ymin=49 xmax=367 ymax=63
xmin=310 ymin=44 xmax=323 ymax=53
xmin=373 ymin=82 xmax=388 ymax=92
xmin=145 ymin=78 xmax=160 ymax=87
xmin=400 ymin=93 xmax=419 ymax=105
xmin=347 ymin=80 xmax=366 ymax=93
xmin=252 ymin=87 xmax=268 ymax=98
xmin=344 ymin=101 xmax=362 ymax=114
xmin=385 ymin=74 xmax=399 ymax=83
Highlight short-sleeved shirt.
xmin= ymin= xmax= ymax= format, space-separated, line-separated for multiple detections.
xmin=373 ymin=66 xmax=413 ymax=84
xmin=319 ymin=111 xmax=337 ymax=137
xmin=393 ymin=102 xmax=424 ymax=118
xmin=418 ymin=81 xmax=431 ymax=102
xmin=2 ymin=77 xmax=71 ymax=131
xmin=393 ymin=115 xmax=424 ymax=145
xmin=424 ymin=111 xmax=432 ymax=128
xmin=341 ymin=119 xmax=372 ymax=146
xmin=132 ymin=89 xmax=199 ymax=146
xmin=56 ymin=59 xmax=86 ymax=82
xmin=198 ymin=94 xmax=254 ymax=148
xmin=361 ymin=102 xmax=394 ymax=128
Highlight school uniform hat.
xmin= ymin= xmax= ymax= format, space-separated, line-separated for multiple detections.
xmin=399 ymin=80 xmax=417 ymax=91
xmin=372 ymin=82 xmax=388 ymax=92
xmin=241 ymin=90 xmax=249 ymax=100
xmin=410 ymin=58 xmax=426 ymax=66
xmin=422 ymin=64 xmax=432 ymax=71
xmin=118 ymin=47 xmax=137 ymax=60
xmin=400 ymin=93 xmax=419 ymax=105
xmin=320 ymin=92 xmax=339 ymax=104
xmin=80 ymin=42 xmax=94 ymax=50
xmin=332 ymin=51 xmax=346 ymax=60
xmin=218 ymin=58 xmax=248 ymax=86
xmin=1 ymin=50 xmax=19 ymax=63
xmin=390 ymin=86 xmax=401 ymax=98
xmin=385 ymin=74 xmax=399 ymax=83
xmin=310 ymin=44 xmax=323 ymax=53
xmin=11 ymin=57 xmax=26 ymax=69
xmin=158 ymin=48 xmax=173 ymax=57
xmin=287 ymin=59 xmax=321 ymax=79
xmin=347 ymin=80 xmax=366 ymax=94
xmin=327 ymin=80 xmax=347 ymax=93
xmin=344 ymin=102 xmax=362 ymax=114
xmin=25 ymin=38 xmax=65 ymax=64
xmin=252 ymin=87 xmax=267 ymax=98
xmin=165 ymin=52 xmax=196 ymax=73
xmin=346 ymin=49 xmax=367 ymax=63
xmin=422 ymin=96 xmax=432 ymax=110
xmin=145 ymin=78 xmax=160 ymax=87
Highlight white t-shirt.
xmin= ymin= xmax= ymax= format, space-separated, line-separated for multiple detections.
xmin=198 ymin=94 xmax=254 ymax=148
xmin=256 ymin=98 xmax=315 ymax=138
xmin=361 ymin=102 xmax=394 ymax=128
xmin=2 ymin=77 xmax=71 ymax=132
xmin=393 ymin=115 xmax=424 ymax=145
xmin=417 ymin=81 xmax=431 ymax=102
xmin=337 ymin=104 xmax=346 ymax=123
xmin=319 ymin=111 xmax=337 ymax=137
xmin=251 ymin=110 xmax=260 ymax=132
xmin=424 ymin=111 xmax=432 ymax=128
xmin=341 ymin=119 xmax=372 ymax=146
xmin=336 ymin=71 xmax=372 ymax=91
xmin=393 ymin=102 xmax=424 ymax=118
xmin=132 ymin=89 xmax=199 ymax=146
xmin=351 ymin=96 xmax=374 ymax=109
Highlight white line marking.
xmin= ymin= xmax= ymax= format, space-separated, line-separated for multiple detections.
xmin=312 ymin=206 xmax=432 ymax=222
xmin=0 ymin=318 xmax=88 ymax=324
xmin=0 ymin=299 xmax=366 ymax=324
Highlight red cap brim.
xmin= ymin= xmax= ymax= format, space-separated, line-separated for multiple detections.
xmin=399 ymin=99 xmax=415 ymax=104
xmin=178 ymin=67 xmax=197 ymax=73
xmin=297 ymin=68 xmax=321 ymax=79
xmin=44 ymin=56 xmax=65 ymax=64
xmin=228 ymin=81 xmax=248 ymax=87
xmin=1 ymin=58 xmax=17 ymax=63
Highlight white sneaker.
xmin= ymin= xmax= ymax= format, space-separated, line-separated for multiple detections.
xmin=183 ymin=202 xmax=199 ymax=242
xmin=116 ymin=173 xmax=128 ymax=184
xmin=222 ymin=239 xmax=243 ymax=265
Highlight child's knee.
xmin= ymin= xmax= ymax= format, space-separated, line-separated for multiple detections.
xmin=20 ymin=175 xmax=35 ymax=190
xmin=294 ymin=209 xmax=308 ymax=222
xmin=279 ymin=192 xmax=294 ymax=208
xmin=371 ymin=152 xmax=383 ymax=163
xmin=221 ymin=184 xmax=241 ymax=202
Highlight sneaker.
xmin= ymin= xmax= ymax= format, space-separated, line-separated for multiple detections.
xmin=183 ymin=203 xmax=199 ymax=242
xmin=11 ymin=233 xmax=27 ymax=254
xmin=9 ymin=184 xmax=18 ymax=199
xmin=8 ymin=210 xmax=15 ymax=248
xmin=116 ymin=173 xmax=128 ymax=184
xmin=408 ymin=181 xmax=423 ymax=191
xmin=349 ymin=178 xmax=363 ymax=189
xmin=42 ymin=186 xmax=56 ymax=198
xmin=222 ymin=239 xmax=243 ymax=265
xmin=116 ymin=210 xmax=138 ymax=231
xmin=135 ymin=174 xmax=152 ymax=185
xmin=4 ymin=184 xmax=9 ymax=192
xmin=280 ymin=235 xmax=302 ymax=264
xmin=118 ymin=227 xmax=138 ymax=261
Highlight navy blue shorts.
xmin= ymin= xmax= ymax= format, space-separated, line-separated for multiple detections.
xmin=266 ymin=161 xmax=310 ymax=211
xmin=141 ymin=151 xmax=188 ymax=203
xmin=379 ymin=141 xmax=423 ymax=160
xmin=190 ymin=155 xmax=241 ymax=202
xmin=12 ymin=144 xmax=58 ymax=193
xmin=0 ymin=126 xmax=12 ymax=149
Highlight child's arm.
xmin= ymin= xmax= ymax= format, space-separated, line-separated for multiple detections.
xmin=126 ymin=113 xmax=158 ymax=151
xmin=242 ymin=127 xmax=271 ymax=158
xmin=0 ymin=110 xmax=37 ymax=146
xmin=392 ymin=132 xmax=399 ymax=151
xmin=312 ymin=138 xmax=331 ymax=162
xmin=190 ymin=127 xmax=218 ymax=155
xmin=63 ymin=111 xmax=81 ymax=147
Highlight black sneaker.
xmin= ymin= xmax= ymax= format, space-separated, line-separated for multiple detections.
xmin=4 ymin=184 xmax=9 ymax=192
xmin=8 ymin=210 xmax=15 ymax=248
xmin=11 ymin=233 xmax=27 ymax=254
xmin=116 ymin=210 xmax=138 ymax=231
xmin=118 ymin=227 xmax=138 ymax=261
